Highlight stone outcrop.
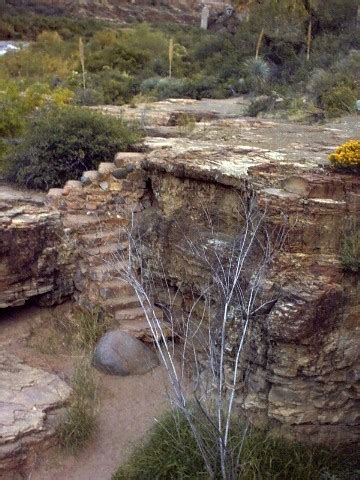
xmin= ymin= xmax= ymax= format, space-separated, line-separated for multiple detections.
xmin=0 ymin=352 xmax=71 ymax=477
xmin=44 ymin=107 xmax=359 ymax=446
xmin=1 ymin=99 xmax=359 ymax=449
xmin=4 ymin=0 xmax=199 ymax=25
xmin=0 ymin=186 xmax=75 ymax=309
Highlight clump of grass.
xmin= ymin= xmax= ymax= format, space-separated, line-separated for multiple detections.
xmin=113 ymin=410 xmax=359 ymax=480
xmin=28 ymin=326 xmax=66 ymax=355
xmin=58 ymin=358 xmax=97 ymax=453
xmin=177 ymin=113 xmax=197 ymax=137
xmin=68 ymin=306 xmax=110 ymax=352
xmin=114 ymin=410 xmax=206 ymax=480
xmin=341 ymin=229 xmax=360 ymax=273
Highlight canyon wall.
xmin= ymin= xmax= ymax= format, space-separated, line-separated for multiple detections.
xmin=44 ymin=110 xmax=360 ymax=446
xmin=134 ymin=160 xmax=360 ymax=446
xmin=1 ymin=108 xmax=359 ymax=447
xmin=0 ymin=187 xmax=75 ymax=309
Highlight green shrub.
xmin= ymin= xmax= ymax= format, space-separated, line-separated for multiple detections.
xmin=153 ymin=78 xmax=188 ymax=100
xmin=0 ymin=80 xmax=29 ymax=163
xmin=113 ymin=410 xmax=206 ymax=480
xmin=0 ymin=11 xmax=107 ymax=40
xmin=322 ymin=83 xmax=357 ymax=117
xmin=246 ymin=95 xmax=276 ymax=117
xmin=6 ymin=106 xmax=141 ymax=190
xmin=341 ymin=229 xmax=360 ymax=273
xmin=57 ymin=358 xmax=97 ymax=452
xmin=114 ymin=410 xmax=359 ymax=480
xmin=306 ymin=52 xmax=360 ymax=116
xmin=73 ymin=87 xmax=105 ymax=106
xmin=140 ymin=77 xmax=160 ymax=94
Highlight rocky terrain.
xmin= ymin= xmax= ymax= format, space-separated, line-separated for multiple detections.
xmin=0 ymin=352 xmax=71 ymax=475
xmin=49 ymin=101 xmax=360 ymax=445
xmin=4 ymin=0 xmax=199 ymax=25
xmin=0 ymin=185 xmax=75 ymax=309
xmin=0 ymin=98 xmax=359 ymax=477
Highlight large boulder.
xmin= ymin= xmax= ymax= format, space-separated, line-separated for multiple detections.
xmin=92 ymin=330 xmax=159 ymax=376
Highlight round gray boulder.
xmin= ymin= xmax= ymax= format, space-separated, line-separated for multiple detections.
xmin=92 ymin=330 xmax=159 ymax=376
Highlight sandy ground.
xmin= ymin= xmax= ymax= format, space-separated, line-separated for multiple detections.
xmin=0 ymin=304 xmax=171 ymax=480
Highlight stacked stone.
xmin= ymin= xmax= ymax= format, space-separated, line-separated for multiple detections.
xmin=47 ymin=152 xmax=166 ymax=342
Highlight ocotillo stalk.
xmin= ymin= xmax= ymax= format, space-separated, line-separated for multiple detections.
xmin=169 ymin=38 xmax=174 ymax=78
xmin=79 ymin=37 xmax=86 ymax=89
xmin=255 ymin=28 xmax=264 ymax=59
xmin=306 ymin=19 xmax=312 ymax=61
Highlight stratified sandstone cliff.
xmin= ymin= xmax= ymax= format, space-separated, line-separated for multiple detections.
xmin=133 ymin=136 xmax=360 ymax=446
xmin=0 ymin=100 xmax=358 ymax=451
xmin=0 ymin=185 xmax=75 ymax=308
xmin=43 ymin=103 xmax=359 ymax=446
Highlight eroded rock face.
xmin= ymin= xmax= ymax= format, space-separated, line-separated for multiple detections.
xmin=0 ymin=186 xmax=75 ymax=309
xmin=132 ymin=160 xmax=360 ymax=446
xmin=104 ymin=113 xmax=359 ymax=446
xmin=0 ymin=353 xmax=71 ymax=475
xmin=4 ymin=105 xmax=357 ymax=448
xmin=43 ymin=110 xmax=360 ymax=446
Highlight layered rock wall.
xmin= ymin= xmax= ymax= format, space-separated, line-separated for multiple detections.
xmin=44 ymin=132 xmax=360 ymax=446
xmin=0 ymin=187 xmax=76 ymax=309
xmin=1 ymin=109 xmax=358 ymax=448
xmin=131 ymin=159 xmax=360 ymax=446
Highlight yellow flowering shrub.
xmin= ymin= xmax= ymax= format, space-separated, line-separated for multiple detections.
xmin=329 ymin=140 xmax=360 ymax=169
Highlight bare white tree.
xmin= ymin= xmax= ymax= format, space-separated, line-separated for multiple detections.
xmin=105 ymin=192 xmax=285 ymax=479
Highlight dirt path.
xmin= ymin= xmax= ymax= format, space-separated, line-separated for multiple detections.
xmin=31 ymin=368 xmax=169 ymax=480
xmin=0 ymin=304 xmax=171 ymax=480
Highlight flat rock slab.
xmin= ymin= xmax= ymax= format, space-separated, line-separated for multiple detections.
xmin=0 ymin=353 xmax=71 ymax=474
xmin=93 ymin=330 xmax=160 ymax=376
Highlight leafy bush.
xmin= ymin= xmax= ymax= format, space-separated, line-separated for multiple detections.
xmin=246 ymin=95 xmax=276 ymax=117
xmin=0 ymin=10 xmax=106 ymax=40
xmin=153 ymin=78 xmax=188 ymax=100
xmin=140 ymin=77 xmax=162 ymax=94
xmin=306 ymin=52 xmax=360 ymax=117
xmin=341 ymin=229 xmax=360 ymax=273
xmin=114 ymin=410 xmax=359 ymax=480
xmin=329 ymin=140 xmax=360 ymax=169
xmin=6 ymin=106 xmax=141 ymax=190
xmin=73 ymin=87 xmax=105 ymax=106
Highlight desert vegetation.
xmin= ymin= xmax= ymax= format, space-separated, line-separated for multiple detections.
xmin=341 ymin=229 xmax=360 ymax=274
xmin=111 ymin=198 xmax=287 ymax=478
xmin=57 ymin=357 xmax=98 ymax=452
xmin=1 ymin=1 xmax=359 ymax=179
xmin=27 ymin=306 xmax=110 ymax=451
xmin=114 ymin=409 xmax=360 ymax=480
xmin=329 ymin=140 xmax=360 ymax=170
xmin=4 ymin=106 xmax=141 ymax=189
